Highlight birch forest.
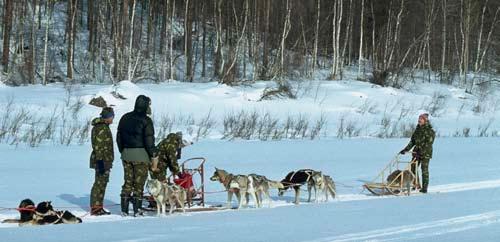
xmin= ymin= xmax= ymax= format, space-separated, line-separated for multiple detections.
xmin=1 ymin=0 xmax=499 ymax=92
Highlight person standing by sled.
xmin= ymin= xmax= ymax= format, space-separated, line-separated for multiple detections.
xmin=400 ymin=113 xmax=435 ymax=193
xmin=89 ymin=107 xmax=115 ymax=216
xmin=117 ymin=95 xmax=158 ymax=216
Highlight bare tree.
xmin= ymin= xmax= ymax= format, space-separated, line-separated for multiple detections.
xmin=331 ymin=0 xmax=343 ymax=79
xmin=43 ymin=0 xmax=54 ymax=85
xmin=185 ymin=0 xmax=194 ymax=82
xmin=312 ymin=0 xmax=321 ymax=77
xmin=2 ymin=0 xmax=13 ymax=72
xmin=358 ymin=0 xmax=365 ymax=78
xmin=66 ymin=0 xmax=78 ymax=79
xmin=127 ymin=0 xmax=136 ymax=81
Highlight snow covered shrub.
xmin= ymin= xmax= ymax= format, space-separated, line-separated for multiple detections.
xmin=477 ymin=119 xmax=494 ymax=137
xmin=426 ymin=92 xmax=447 ymax=117
xmin=195 ymin=110 xmax=216 ymax=141
xmin=155 ymin=115 xmax=175 ymax=140
xmin=309 ymin=114 xmax=327 ymax=140
xmin=357 ymin=99 xmax=379 ymax=115
xmin=337 ymin=116 xmax=361 ymax=139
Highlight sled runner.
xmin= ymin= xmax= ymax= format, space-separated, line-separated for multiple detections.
xmin=363 ymin=154 xmax=420 ymax=196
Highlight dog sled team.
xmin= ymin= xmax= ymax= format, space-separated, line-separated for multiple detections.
xmin=2 ymin=95 xmax=435 ymax=225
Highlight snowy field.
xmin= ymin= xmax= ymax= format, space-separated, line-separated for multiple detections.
xmin=1 ymin=78 xmax=500 ymax=142
xmin=1 ymin=138 xmax=500 ymax=242
xmin=1 ymin=80 xmax=500 ymax=241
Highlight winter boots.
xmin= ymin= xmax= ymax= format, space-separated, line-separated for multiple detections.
xmin=121 ymin=196 xmax=144 ymax=217
xmin=120 ymin=196 xmax=130 ymax=216
xmin=91 ymin=207 xmax=111 ymax=216
xmin=132 ymin=197 xmax=144 ymax=217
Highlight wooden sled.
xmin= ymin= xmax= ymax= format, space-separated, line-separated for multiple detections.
xmin=363 ymin=154 xmax=420 ymax=196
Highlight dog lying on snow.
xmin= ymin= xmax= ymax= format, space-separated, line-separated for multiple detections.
xmin=146 ymin=179 xmax=187 ymax=215
xmin=2 ymin=199 xmax=82 ymax=226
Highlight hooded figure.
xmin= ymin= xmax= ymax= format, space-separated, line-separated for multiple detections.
xmin=116 ymin=95 xmax=157 ymax=216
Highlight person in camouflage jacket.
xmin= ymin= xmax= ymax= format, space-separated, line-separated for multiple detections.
xmin=400 ymin=113 xmax=436 ymax=193
xmin=89 ymin=107 xmax=115 ymax=216
xmin=150 ymin=132 xmax=184 ymax=182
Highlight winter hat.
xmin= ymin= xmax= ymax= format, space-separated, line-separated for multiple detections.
xmin=100 ymin=107 xmax=115 ymax=119
xmin=419 ymin=113 xmax=429 ymax=121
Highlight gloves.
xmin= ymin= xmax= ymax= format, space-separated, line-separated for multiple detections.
xmin=399 ymin=150 xmax=406 ymax=155
xmin=176 ymin=148 xmax=182 ymax=160
xmin=96 ymin=160 xmax=105 ymax=175
xmin=172 ymin=165 xmax=180 ymax=176
xmin=150 ymin=157 xmax=160 ymax=172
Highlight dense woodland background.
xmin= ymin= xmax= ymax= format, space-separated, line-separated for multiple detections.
xmin=1 ymin=0 xmax=500 ymax=94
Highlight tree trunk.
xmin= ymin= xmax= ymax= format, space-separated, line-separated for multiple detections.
xmin=262 ymin=0 xmax=270 ymax=79
xmin=201 ymin=0 xmax=206 ymax=78
xmin=29 ymin=0 xmax=37 ymax=84
xmin=358 ymin=0 xmax=364 ymax=77
xmin=2 ymin=0 xmax=13 ymax=72
xmin=312 ymin=0 xmax=321 ymax=77
xmin=146 ymin=0 xmax=153 ymax=58
xmin=43 ymin=0 xmax=54 ymax=85
xmin=66 ymin=0 xmax=77 ymax=79
xmin=127 ymin=0 xmax=136 ymax=81
xmin=185 ymin=0 xmax=194 ymax=82
xmin=440 ymin=0 xmax=447 ymax=82
xmin=170 ymin=0 xmax=175 ymax=80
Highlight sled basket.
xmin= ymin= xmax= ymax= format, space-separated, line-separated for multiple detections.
xmin=363 ymin=154 xmax=420 ymax=196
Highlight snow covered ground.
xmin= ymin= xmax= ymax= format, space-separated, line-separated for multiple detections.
xmin=1 ymin=137 xmax=500 ymax=242
xmin=1 ymin=80 xmax=500 ymax=241
xmin=1 ymin=78 xmax=500 ymax=142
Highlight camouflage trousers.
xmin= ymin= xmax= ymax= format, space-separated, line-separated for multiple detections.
xmin=90 ymin=170 xmax=110 ymax=207
xmin=411 ymin=158 xmax=430 ymax=190
xmin=149 ymin=161 xmax=168 ymax=182
xmin=120 ymin=160 xmax=149 ymax=199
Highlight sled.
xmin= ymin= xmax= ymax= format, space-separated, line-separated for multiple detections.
xmin=145 ymin=157 xmax=207 ymax=212
xmin=363 ymin=154 xmax=420 ymax=196
xmin=175 ymin=157 xmax=207 ymax=207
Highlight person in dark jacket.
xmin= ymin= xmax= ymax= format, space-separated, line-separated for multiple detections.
xmin=117 ymin=95 xmax=158 ymax=216
xmin=89 ymin=107 xmax=114 ymax=216
xmin=400 ymin=113 xmax=435 ymax=193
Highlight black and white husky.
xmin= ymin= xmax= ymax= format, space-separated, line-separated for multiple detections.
xmin=278 ymin=169 xmax=318 ymax=204
xmin=2 ymin=200 xmax=82 ymax=225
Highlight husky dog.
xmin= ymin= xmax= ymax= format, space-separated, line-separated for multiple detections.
xmin=210 ymin=168 xmax=258 ymax=209
xmin=2 ymin=200 xmax=82 ymax=225
xmin=311 ymin=173 xmax=337 ymax=202
xmin=323 ymin=175 xmax=337 ymax=201
xmin=32 ymin=201 xmax=82 ymax=225
xmin=165 ymin=183 xmax=187 ymax=214
xmin=247 ymin=174 xmax=284 ymax=207
xmin=387 ymin=169 xmax=414 ymax=196
xmin=146 ymin=179 xmax=170 ymax=215
xmin=2 ymin=199 xmax=36 ymax=224
xmin=146 ymin=179 xmax=187 ymax=215
xmin=278 ymin=169 xmax=318 ymax=204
